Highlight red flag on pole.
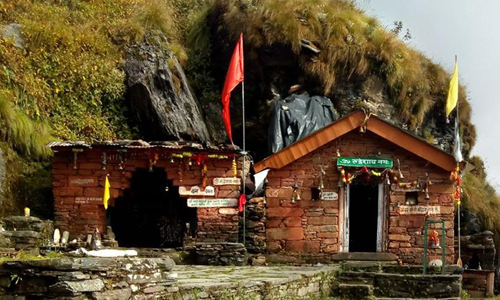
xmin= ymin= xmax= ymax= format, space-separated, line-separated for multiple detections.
xmin=221 ymin=33 xmax=244 ymax=144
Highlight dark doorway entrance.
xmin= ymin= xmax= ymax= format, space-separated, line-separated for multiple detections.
xmin=349 ymin=182 xmax=379 ymax=252
xmin=110 ymin=168 xmax=197 ymax=248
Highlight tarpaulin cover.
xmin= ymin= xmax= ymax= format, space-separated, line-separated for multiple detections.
xmin=268 ymin=92 xmax=338 ymax=153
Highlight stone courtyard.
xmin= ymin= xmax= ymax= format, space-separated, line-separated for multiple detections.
xmin=173 ymin=265 xmax=339 ymax=299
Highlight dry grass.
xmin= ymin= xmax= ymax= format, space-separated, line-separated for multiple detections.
xmin=208 ymin=0 xmax=474 ymax=143
xmin=462 ymin=156 xmax=500 ymax=245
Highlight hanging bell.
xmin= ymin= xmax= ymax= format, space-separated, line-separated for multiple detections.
xmin=290 ymin=194 xmax=296 ymax=204
xmin=170 ymin=156 xmax=175 ymax=163
xmin=296 ymin=190 xmax=301 ymax=201
xmin=425 ymin=190 xmax=430 ymax=200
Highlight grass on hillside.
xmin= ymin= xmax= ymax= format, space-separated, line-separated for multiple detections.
xmin=462 ymin=157 xmax=500 ymax=245
xmin=201 ymin=0 xmax=475 ymax=152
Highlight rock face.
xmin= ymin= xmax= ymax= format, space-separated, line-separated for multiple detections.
xmin=1 ymin=23 xmax=24 ymax=48
xmin=125 ymin=34 xmax=210 ymax=142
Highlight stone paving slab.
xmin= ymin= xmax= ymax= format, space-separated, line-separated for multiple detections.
xmin=173 ymin=264 xmax=340 ymax=290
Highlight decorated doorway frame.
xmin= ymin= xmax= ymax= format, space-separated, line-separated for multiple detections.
xmin=341 ymin=183 xmax=387 ymax=253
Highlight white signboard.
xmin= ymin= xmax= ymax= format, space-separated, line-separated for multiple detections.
xmin=213 ymin=177 xmax=241 ymax=186
xmin=179 ymin=186 xmax=215 ymax=197
xmin=187 ymin=198 xmax=238 ymax=208
xmin=322 ymin=191 xmax=338 ymax=201
xmin=75 ymin=197 xmax=102 ymax=204
xmin=398 ymin=205 xmax=440 ymax=215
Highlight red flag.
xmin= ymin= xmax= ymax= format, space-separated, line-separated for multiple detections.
xmin=238 ymin=193 xmax=246 ymax=213
xmin=221 ymin=33 xmax=244 ymax=144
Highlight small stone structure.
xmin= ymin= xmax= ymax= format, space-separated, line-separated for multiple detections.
xmin=459 ymin=230 xmax=495 ymax=270
xmin=253 ymin=112 xmax=458 ymax=264
xmin=49 ymin=141 xmax=242 ymax=248
xmin=195 ymin=242 xmax=247 ymax=266
xmin=0 ymin=216 xmax=53 ymax=253
xmin=0 ymin=257 xmax=176 ymax=299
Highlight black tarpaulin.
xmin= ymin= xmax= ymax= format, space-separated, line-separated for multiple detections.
xmin=268 ymin=92 xmax=338 ymax=153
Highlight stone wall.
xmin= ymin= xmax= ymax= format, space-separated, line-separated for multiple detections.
xmin=52 ymin=149 xmax=241 ymax=243
xmin=264 ymin=131 xmax=455 ymax=264
xmin=0 ymin=216 xmax=53 ymax=253
xmin=244 ymin=197 xmax=267 ymax=252
xmin=195 ymin=242 xmax=247 ymax=266
xmin=0 ymin=257 xmax=176 ymax=299
xmin=462 ymin=270 xmax=495 ymax=298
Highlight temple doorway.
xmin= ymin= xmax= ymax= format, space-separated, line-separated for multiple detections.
xmin=110 ymin=168 xmax=197 ymax=248
xmin=347 ymin=181 xmax=381 ymax=252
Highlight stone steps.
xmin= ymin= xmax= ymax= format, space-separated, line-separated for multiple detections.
xmin=339 ymin=271 xmax=378 ymax=285
xmin=338 ymin=283 xmax=373 ymax=299
xmin=342 ymin=260 xmax=382 ymax=272
xmin=336 ymin=261 xmax=461 ymax=300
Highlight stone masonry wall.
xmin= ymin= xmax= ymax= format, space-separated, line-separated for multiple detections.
xmin=265 ymin=131 xmax=454 ymax=264
xmin=52 ymin=149 xmax=240 ymax=243
xmin=0 ymin=257 xmax=176 ymax=299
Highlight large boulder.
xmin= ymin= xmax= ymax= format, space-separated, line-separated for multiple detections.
xmin=125 ymin=34 xmax=210 ymax=142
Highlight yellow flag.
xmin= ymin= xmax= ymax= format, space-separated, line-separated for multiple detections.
xmin=103 ymin=176 xmax=110 ymax=210
xmin=446 ymin=60 xmax=459 ymax=118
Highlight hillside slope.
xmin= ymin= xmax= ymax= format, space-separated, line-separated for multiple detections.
xmin=0 ymin=0 xmax=496 ymax=240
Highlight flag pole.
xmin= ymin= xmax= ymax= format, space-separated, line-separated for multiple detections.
xmin=242 ymin=79 xmax=246 ymax=247
xmin=455 ymin=55 xmax=461 ymax=265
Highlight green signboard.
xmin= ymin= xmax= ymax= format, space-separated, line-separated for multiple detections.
xmin=337 ymin=157 xmax=393 ymax=168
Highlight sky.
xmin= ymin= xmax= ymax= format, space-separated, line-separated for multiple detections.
xmin=356 ymin=0 xmax=500 ymax=191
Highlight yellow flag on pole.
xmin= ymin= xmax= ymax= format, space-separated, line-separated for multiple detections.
xmin=103 ymin=175 xmax=110 ymax=210
xmin=445 ymin=59 xmax=459 ymax=118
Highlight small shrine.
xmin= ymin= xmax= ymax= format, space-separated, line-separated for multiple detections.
xmin=254 ymin=111 xmax=461 ymax=264
xmin=49 ymin=140 xmax=244 ymax=248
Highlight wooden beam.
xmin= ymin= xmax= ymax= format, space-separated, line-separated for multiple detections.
xmin=366 ymin=118 xmax=458 ymax=171
xmin=254 ymin=111 xmax=460 ymax=173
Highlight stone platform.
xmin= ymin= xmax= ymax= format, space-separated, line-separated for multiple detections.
xmin=172 ymin=265 xmax=339 ymax=299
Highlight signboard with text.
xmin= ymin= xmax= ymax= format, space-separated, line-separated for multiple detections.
xmin=187 ymin=198 xmax=238 ymax=208
xmin=179 ymin=186 xmax=215 ymax=197
xmin=337 ymin=157 xmax=393 ymax=168
xmin=322 ymin=191 xmax=338 ymax=200
xmin=398 ymin=205 xmax=440 ymax=215
xmin=75 ymin=197 xmax=102 ymax=204
xmin=213 ymin=177 xmax=241 ymax=186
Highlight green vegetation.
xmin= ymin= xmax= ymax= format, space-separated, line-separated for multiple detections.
xmin=205 ymin=0 xmax=474 ymax=144
xmin=0 ymin=0 xmax=184 ymax=215
xmin=462 ymin=156 xmax=500 ymax=245
xmin=0 ymin=249 xmax=62 ymax=264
